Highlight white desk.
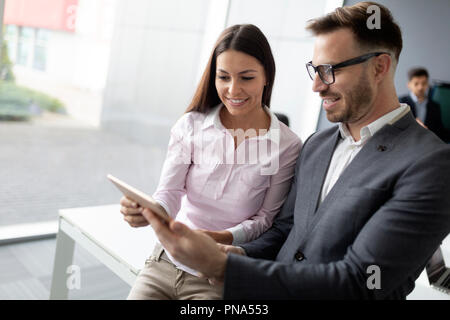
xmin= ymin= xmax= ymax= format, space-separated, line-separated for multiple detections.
xmin=50 ymin=204 xmax=449 ymax=300
xmin=50 ymin=204 xmax=157 ymax=299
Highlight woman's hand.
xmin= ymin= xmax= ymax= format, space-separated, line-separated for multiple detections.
xmin=198 ymin=229 xmax=233 ymax=245
xmin=217 ymin=244 xmax=246 ymax=256
xmin=119 ymin=196 xmax=150 ymax=227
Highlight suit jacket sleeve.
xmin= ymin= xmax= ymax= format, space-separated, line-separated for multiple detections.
xmin=224 ymin=147 xmax=450 ymax=299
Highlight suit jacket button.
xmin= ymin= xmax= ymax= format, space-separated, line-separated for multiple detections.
xmin=295 ymin=251 xmax=304 ymax=261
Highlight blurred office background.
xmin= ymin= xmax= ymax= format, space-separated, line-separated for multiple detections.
xmin=0 ymin=0 xmax=449 ymax=299
xmin=317 ymin=0 xmax=450 ymax=129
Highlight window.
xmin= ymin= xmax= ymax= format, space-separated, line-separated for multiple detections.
xmin=5 ymin=24 xmax=18 ymax=63
xmin=17 ymin=26 xmax=34 ymax=66
xmin=33 ymin=29 xmax=48 ymax=71
xmin=1 ymin=0 xmax=120 ymax=233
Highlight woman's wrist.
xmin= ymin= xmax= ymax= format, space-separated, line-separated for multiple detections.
xmin=202 ymin=230 xmax=233 ymax=245
xmin=219 ymin=230 xmax=233 ymax=245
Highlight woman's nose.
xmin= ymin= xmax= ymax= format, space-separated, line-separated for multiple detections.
xmin=228 ymin=80 xmax=242 ymax=96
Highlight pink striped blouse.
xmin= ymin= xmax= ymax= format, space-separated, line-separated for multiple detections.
xmin=153 ymin=104 xmax=302 ymax=247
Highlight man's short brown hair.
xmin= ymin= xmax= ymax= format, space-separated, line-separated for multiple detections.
xmin=408 ymin=67 xmax=429 ymax=81
xmin=306 ymin=1 xmax=402 ymax=62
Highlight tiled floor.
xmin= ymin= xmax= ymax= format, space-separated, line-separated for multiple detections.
xmin=0 ymin=238 xmax=131 ymax=300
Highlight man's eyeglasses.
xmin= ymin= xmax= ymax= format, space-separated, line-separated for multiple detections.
xmin=306 ymin=52 xmax=390 ymax=85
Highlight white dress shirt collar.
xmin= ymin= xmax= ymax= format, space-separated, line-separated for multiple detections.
xmin=338 ymin=103 xmax=410 ymax=145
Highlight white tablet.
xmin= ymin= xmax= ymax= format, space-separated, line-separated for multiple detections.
xmin=107 ymin=174 xmax=170 ymax=223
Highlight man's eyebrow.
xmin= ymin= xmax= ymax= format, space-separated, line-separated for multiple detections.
xmin=217 ymin=69 xmax=258 ymax=74
xmin=311 ymin=60 xmax=336 ymax=66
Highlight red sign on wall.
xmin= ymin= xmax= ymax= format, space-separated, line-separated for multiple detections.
xmin=4 ymin=0 xmax=79 ymax=32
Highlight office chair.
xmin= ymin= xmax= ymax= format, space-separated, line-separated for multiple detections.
xmin=431 ymin=81 xmax=450 ymax=143
xmin=274 ymin=112 xmax=290 ymax=127
xmin=431 ymin=81 xmax=450 ymax=130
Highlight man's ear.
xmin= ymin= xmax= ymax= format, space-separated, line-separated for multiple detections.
xmin=373 ymin=54 xmax=391 ymax=82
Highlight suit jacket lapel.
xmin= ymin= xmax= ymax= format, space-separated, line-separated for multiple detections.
xmin=304 ymin=129 xmax=340 ymax=229
xmin=306 ymin=111 xmax=415 ymax=234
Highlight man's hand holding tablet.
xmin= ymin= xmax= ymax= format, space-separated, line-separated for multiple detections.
xmin=107 ymin=174 xmax=170 ymax=227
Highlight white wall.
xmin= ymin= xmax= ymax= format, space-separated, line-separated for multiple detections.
xmin=101 ymin=0 xmax=210 ymax=147
xmin=101 ymin=0 xmax=341 ymax=145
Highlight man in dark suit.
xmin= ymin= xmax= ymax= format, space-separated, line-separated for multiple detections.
xmin=399 ymin=68 xmax=449 ymax=142
xmin=143 ymin=2 xmax=450 ymax=299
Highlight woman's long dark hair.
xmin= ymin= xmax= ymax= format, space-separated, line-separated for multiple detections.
xmin=186 ymin=24 xmax=276 ymax=113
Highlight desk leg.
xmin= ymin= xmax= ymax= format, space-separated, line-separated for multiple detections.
xmin=49 ymin=227 xmax=75 ymax=300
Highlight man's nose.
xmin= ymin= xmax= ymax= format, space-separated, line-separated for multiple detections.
xmin=312 ymin=73 xmax=328 ymax=93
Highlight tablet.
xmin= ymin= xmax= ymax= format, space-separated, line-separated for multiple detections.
xmin=107 ymin=174 xmax=170 ymax=223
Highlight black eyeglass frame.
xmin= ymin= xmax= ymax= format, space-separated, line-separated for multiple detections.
xmin=306 ymin=52 xmax=390 ymax=85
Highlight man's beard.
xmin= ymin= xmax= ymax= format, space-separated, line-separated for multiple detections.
xmin=324 ymin=70 xmax=373 ymax=124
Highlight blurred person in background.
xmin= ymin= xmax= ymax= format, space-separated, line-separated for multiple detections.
xmin=399 ymin=67 xmax=449 ymax=141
